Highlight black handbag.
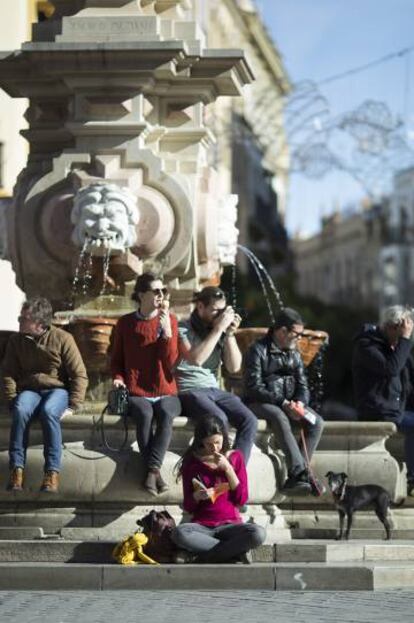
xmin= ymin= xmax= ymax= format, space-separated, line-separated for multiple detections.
xmin=107 ymin=387 xmax=129 ymax=416
xmin=100 ymin=386 xmax=130 ymax=451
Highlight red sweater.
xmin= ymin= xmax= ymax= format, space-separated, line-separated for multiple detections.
xmin=111 ymin=312 xmax=179 ymax=397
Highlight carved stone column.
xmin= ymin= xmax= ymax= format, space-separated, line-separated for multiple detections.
xmin=0 ymin=0 xmax=254 ymax=309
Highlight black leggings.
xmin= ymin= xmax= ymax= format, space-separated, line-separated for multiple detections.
xmin=128 ymin=396 xmax=181 ymax=470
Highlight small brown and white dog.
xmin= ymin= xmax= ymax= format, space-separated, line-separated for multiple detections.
xmin=325 ymin=471 xmax=402 ymax=540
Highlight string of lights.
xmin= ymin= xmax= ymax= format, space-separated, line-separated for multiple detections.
xmin=317 ymin=45 xmax=414 ymax=86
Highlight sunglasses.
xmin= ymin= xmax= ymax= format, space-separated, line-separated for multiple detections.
xmin=147 ymin=287 xmax=168 ymax=296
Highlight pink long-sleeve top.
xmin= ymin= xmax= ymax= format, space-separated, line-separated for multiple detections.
xmin=181 ymin=450 xmax=248 ymax=526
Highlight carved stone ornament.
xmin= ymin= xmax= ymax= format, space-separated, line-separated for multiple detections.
xmin=70 ymin=182 xmax=139 ymax=255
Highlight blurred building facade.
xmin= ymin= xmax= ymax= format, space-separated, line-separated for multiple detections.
xmin=379 ymin=167 xmax=414 ymax=309
xmin=292 ymin=201 xmax=389 ymax=311
xmin=200 ymin=0 xmax=291 ymax=270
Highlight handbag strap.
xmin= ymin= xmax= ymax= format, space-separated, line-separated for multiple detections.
xmin=99 ymin=402 xmax=129 ymax=452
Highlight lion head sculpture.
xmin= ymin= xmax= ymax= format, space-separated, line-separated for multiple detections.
xmin=71 ymin=183 xmax=139 ymax=255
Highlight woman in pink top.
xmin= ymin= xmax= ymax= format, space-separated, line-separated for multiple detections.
xmin=172 ymin=415 xmax=265 ymax=563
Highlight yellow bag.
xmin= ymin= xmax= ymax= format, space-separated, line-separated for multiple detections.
xmin=112 ymin=531 xmax=159 ymax=565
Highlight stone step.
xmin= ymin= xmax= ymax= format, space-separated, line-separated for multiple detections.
xmin=275 ymin=541 xmax=414 ymax=562
xmin=0 ymin=561 xmax=414 ymax=591
xmin=0 ymin=527 xmax=45 ymax=539
xmin=291 ymin=528 xmax=414 ymax=539
xmin=2 ymin=539 xmax=414 ymax=564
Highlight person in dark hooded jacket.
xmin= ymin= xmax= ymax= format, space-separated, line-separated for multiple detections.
xmin=352 ymin=305 xmax=414 ymax=493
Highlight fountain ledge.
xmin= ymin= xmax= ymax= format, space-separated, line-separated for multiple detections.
xmin=0 ymin=409 xmax=406 ymax=539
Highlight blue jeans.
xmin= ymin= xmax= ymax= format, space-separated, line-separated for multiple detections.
xmin=397 ymin=411 xmax=414 ymax=481
xmin=179 ymin=388 xmax=257 ymax=463
xmin=9 ymin=389 xmax=69 ymax=472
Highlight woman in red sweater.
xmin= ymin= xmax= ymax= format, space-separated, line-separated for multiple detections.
xmin=111 ymin=272 xmax=181 ymax=495
xmin=172 ymin=415 xmax=265 ymax=563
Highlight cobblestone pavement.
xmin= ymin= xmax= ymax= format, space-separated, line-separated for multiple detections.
xmin=1 ymin=591 xmax=414 ymax=623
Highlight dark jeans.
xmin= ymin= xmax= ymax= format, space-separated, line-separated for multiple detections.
xmin=171 ymin=522 xmax=266 ymax=563
xmin=128 ymin=395 xmax=181 ymax=470
xmin=9 ymin=388 xmax=69 ymax=472
xmin=249 ymin=402 xmax=324 ymax=477
xmin=397 ymin=411 xmax=414 ymax=481
xmin=179 ymin=388 xmax=257 ymax=463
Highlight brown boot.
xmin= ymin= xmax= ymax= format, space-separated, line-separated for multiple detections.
xmin=156 ymin=472 xmax=169 ymax=494
xmin=143 ymin=470 xmax=158 ymax=496
xmin=7 ymin=467 xmax=24 ymax=491
xmin=40 ymin=470 xmax=59 ymax=493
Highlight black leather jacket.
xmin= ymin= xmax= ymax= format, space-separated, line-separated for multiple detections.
xmin=243 ymin=334 xmax=310 ymax=406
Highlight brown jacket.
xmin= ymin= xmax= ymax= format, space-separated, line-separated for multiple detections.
xmin=2 ymin=327 xmax=88 ymax=409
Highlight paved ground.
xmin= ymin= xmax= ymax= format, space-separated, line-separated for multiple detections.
xmin=0 ymin=590 xmax=413 ymax=623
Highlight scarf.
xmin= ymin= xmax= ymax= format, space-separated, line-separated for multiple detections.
xmin=190 ymin=310 xmax=224 ymax=373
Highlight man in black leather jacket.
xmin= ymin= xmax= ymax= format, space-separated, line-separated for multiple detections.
xmin=244 ymin=308 xmax=324 ymax=494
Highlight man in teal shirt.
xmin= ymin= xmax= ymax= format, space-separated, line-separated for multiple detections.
xmin=176 ymin=287 xmax=257 ymax=463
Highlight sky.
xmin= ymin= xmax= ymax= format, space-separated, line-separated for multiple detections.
xmin=256 ymin=0 xmax=414 ymax=235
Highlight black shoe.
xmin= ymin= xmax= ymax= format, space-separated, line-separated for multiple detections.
xmin=408 ymin=480 xmax=414 ymax=497
xmin=237 ymin=551 xmax=253 ymax=564
xmin=143 ymin=470 xmax=158 ymax=496
xmin=173 ymin=550 xmax=196 ymax=564
xmin=282 ymin=471 xmax=312 ymax=492
xmin=156 ymin=472 xmax=169 ymax=494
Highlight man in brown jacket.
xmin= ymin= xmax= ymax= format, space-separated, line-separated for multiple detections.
xmin=2 ymin=297 xmax=88 ymax=493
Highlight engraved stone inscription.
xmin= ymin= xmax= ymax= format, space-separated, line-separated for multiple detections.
xmin=62 ymin=16 xmax=158 ymax=38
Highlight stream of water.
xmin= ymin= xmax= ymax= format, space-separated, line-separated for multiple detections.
xmin=235 ymin=244 xmax=285 ymax=323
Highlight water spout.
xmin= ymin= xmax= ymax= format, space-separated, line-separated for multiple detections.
xmin=71 ymin=237 xmax=92 ymax=301
xmin=99 ymin=246 xmax=112 ymax=297
xmin=236 ymin=245 xmax=285 ymax=323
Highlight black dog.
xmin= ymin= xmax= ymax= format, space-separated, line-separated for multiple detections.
xmin=325 ymin=471 xmax=399 ymax=540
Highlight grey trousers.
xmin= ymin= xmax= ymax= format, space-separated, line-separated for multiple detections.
xmin=250 ymin=402 xmax=324 ymax=477
xmin=171 ymin=522 xmax=266 ymax=563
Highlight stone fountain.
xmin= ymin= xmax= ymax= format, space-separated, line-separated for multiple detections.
xmin=0 ymin=0 xmax=250 ymax=398
xmin=0 ymin=2 xmax=406 ymax=541
xmin=0 ymin=0 xmax=288 ymax=538
xmin=0 ymin=0 xmax=248 ymax=311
